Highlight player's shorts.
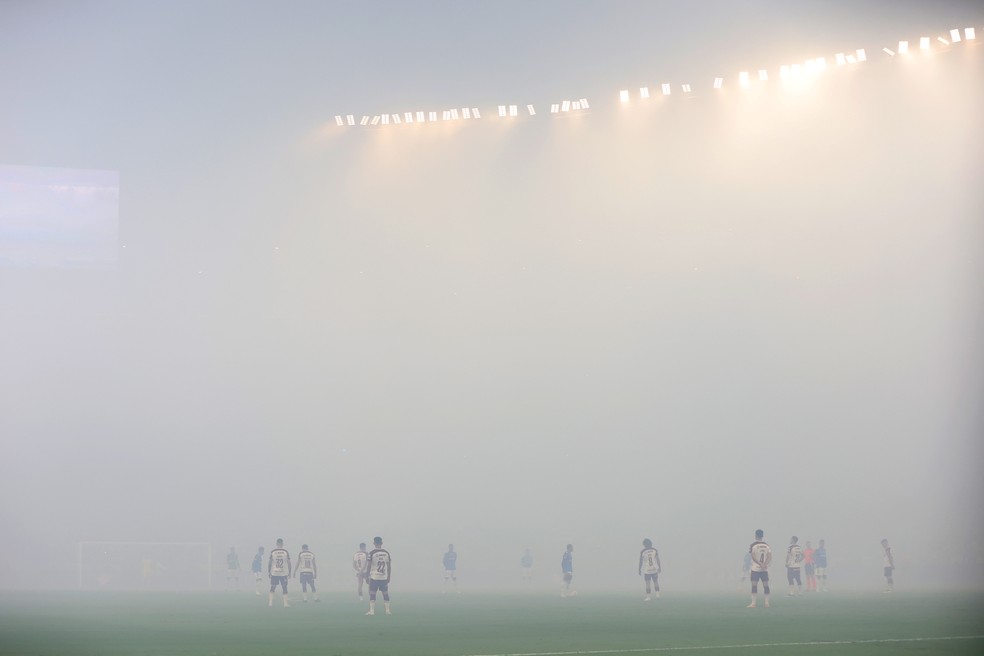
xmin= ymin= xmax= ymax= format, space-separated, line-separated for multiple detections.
xmin=884 ymin=566 xmax=894 ymax=577
xmin=750 ymin=571 xmax=769 ymax=583
xmin=226 ymin=569 xmax=238 ymax=578
xmin=787 ymin=568 xmax=802 ymax=585
xmin=563 ymin=572 xmax=573 ymax=583
xmin=299 ymin=572 xmax=316 ymax=591
xmin=644 ymin=573 xmax=659 ymax=584
xmin=270 ymin=575 xmax=288 ymax=592
xmin=815 ymin=566 xmax=826 ymax=576
xmin=804 ymin=563 xmax=815 ymax=575
xmin=444 ymin=569 xmax=456 ymax=578
xmin=368 ymin=579 xmax=389 ymax=594
xmin=522 ymin=566 xmax=533 ymax=575
xmin=253 ymin=570 xmax=262 ymax=580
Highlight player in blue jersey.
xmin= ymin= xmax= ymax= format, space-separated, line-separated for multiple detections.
xmin=442 ymin=544 xmax=459 ymax=593
xmin=251 ymin=546 xmax=264 ymax=595
xmin=815 ymin=539 xmax=828 ymax=591
xmin=561 ymin=544 xmax=575 ymax=597
xmin=353 ymin=543 xmax=369 ymax=601
xmin=521 ymin=548 xmax=533 ymax=584
xmin=225 ymin=547 xmax=241 ymax=591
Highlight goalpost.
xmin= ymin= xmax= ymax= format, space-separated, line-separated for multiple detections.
xmin=78 ymin=542 xmax=213 ymax=591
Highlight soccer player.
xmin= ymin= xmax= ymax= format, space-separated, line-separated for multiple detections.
xmin=815 ymin=539 xmax=828 ymax=591
xmin=268 ymin=538 xmax=291 ymax=608
xmin=738 ymin=551 xmax=752 ymax=591
xmin=561 ymin=544 xmax=575 ymax=597
xmin=251 ymin=546 xmax=265 ymax=595
xmin=785 ymin=536 xmax=804 ymax=596
xmin=747 ymin=529 xmax=772 ymax=608
xmin=881 ymin=539 xmax=895 ymax=592
xmin=442 ymin=544 xmax=459 ymax=593
xmin=295 ymin=544 xmax=319 ymax=602
xmin=365 ymin=536 xmax=392 ymax=616
xmin=225 ymin=547 xmax=241 ymax=591
xmin=521 ymin=548 xmax=533 ymax=584
xmin=353 ymin=542 xmax=369 ymax=601
xmin=803 ymin=541 xmax=817 ymax=592
xmin=638 ymin=538 xmax=662 ymax=601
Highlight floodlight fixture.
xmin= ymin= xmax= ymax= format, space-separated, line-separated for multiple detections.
xmin=509 ymin=105 xmax=518 ymax=117
xmin=526 ymin=104 xmax=536 ymax=116
xmin=346 ymin=115 xmax=355 ymax=126
xmin=360 ymin=116 xmax=369 ymax=126
xmin=550 ymin=103 xmax=560 ymax=113
xmin=883 ymin=47 xmax=895 ymax=56
xmin=950 ymin=29 xmax=961 ymax=43
xmin=920 ymin=37 xmax=930 ymax=50
xmin=846 ymin=54 xmax=857 ymax=64
xmin=404 ymin=112 xmax=414 ymax=123
xmin=334 ymin=115 xmax=344 ymax=126
xmin=681 ymin=83 xmax=692 ymax=93
xmin=472 ymin=108 xmax=481 ymax=119
xmin=429 ymin=111 xmax=437 ymax=122
xmin=816 ymin=57 xmax=826 ymax=70
xmin=739 ymin=71 xmax=749 ymax=87
xmin=640 ymin=86 xmax=650 ymax=99
xmin=579 ymin=98 xmax=590 ymax=109
xmin=392 ymin=114 xmax=401 ymax=124
xmin=966 ymin=27 xmax=976 ymax=40
xmin=462 ymin=108 xmax=471 ymax=119
xmin=371 ymin=116 xmax=380 ymax=126
xmin=713 ymin=77 xmax=723 ymax=89
xmin=898 ymin=40 xmax=908 ymax=54
xmin=791 ymin=64 xmax=801 ymax=76
xmin=780 ymin=65 xmax=790 ymax=80
xmin=661 ymin=83 xmax=671 ymax=95
xmin=856 ymin=48 xmax=867 ymax=61
xmin=498 ymin=105 xmax=506 ymax=117
xmin=938 ymin=36 xmax=950 ymax=46
xmin=619 ymin=89 xmax=630 ymax=103
xmin=561 ymin=100 xmax=571 ymax=112
xmin=453 ymin=109 xmax=462 ymax=120
xmin=835 ymin=52 xmax=846 ymax=66
xmin=442 ymin=111 xmax=450 ymax=121
xmin=759 ymin=69 xmax=768 ymax=81
xmin=381 ymin=114 xmax=389 ymax=125
xmin=572 ymin=101 xmax=582 ymax=110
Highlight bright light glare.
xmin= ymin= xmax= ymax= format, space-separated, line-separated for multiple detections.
xmin=526 ymin=104 xmax=535 ymax=116
xmin=579 ymin=98 xmax=590 ymax=109
xmin=835 ymin=52 xmax=846 ymax=66
xmin=428 ymin=111 xmax=437 ymax=122
xmin=550 ymin=103 xmax=560 ymax=113
xmin=509 ymin=105 xmax=518 ymax=117
xmin=416 ymin=111 xmax=425 ymax=122
xmin=883 ymin=47 xmax=895 ymax=56
xmin=450 ymin=109 xmax=459 ymax=120
xmin=758 ymin=69 xmax=768 ymax=81
xmin=498 ymin=105 xmax=506 ymax=117
xmin=950 ymin=29 xmax=961 ymax=43
xmin=713 ymin=77 xmax=723 ymax=89
xmin=381 ymin=115 xmax=389 ymax=125
xmin=392 ymin=114 xmax=401 ymax=124
xmin=561 ymin=100 xmax=571 ymax=112
xmin=360 ymin=116 xmax=369 ymax=126
xmin=967 ymin=28 xmax=976 ymax=40
xmin=681 ymin=84 xmax=692 ymax=93
xmin=919 ymin=37 xmax=930 ymax=50
xmin=405 ymin=112 xmax=414 ymax=122
xmin=334 ymin=115 xmax=344 ymax=126
xmin=572 ymin=101 xmax=581 ymax=110
xmin=640 ymin=86 xmax=650 ymax=99
xmin=442 ymin=110 xmax=450 ymax=121
xmin=816 ymin=57 xmax=826 ymax=70
xmin=619 ymin=89 xmax=630 ymax=103
xmin=780 ymin=65 xmax=790 ymax=80
xmin=371 ymin=116 xmax=380 ymax=125
xmin=856 ymin=48 xmax=867 ymax=62
xmin=346 ymin=115 xmax=355 ymax=126
xmin=661 ymin=83 xmax=671 ymax=95
xmin=846 ymin=55 xmax=857 ymax=64
xmin=472 ymin=108 xmax=481 ymax=119
xmin=739 ymin=71 xmax=749 ymax=86
xmin=938 ymin=36 xmax=950 ymax=46
xmin=898 ymin=40 xmax=908 ymax=54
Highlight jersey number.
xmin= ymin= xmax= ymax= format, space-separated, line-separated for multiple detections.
xmin=376 ymin=560 xmax=386 ymax=573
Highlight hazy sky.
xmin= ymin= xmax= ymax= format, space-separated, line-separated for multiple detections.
xmin=1 ymin=1 xmax=982 ymax=592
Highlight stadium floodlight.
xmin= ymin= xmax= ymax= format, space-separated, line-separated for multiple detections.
xmin=442 ymin=110 xmax=451 ymax=121
xmin=404 ymin=112 xmax=414 ymax=123
xmin=758 ymin=69 xmax=768 ymax=81
xmin=509 ymin=104 xmax=518 ymax=117
xmin=572 ymin=101 xmax=582 ymax=110
xmin=429 ymin=111 xmax=437 ymax=122
xmin=640 ymin=86 xmax=650 ymax=99
xmin=381 ymin=114 xmax=389 ymax=125
xmin=579 ymin=98 xmax=590 ymax=109
xmin=835 ymin=52 xmax=846 ymax=66
xmin=346 ymin=115 xmax=355 ymax=126
xmin=950 ymin=28 xmax=961 ymax=43
xmin=360 ymin=116 xmax=369 ymax=126
xmin=661 ymin=83 xmax=671 ymax=95
xmin=561 ymin=100 xmax=571 ymax=112
xmin=846 ymin=54 xmax=857 ymax=64
xmin=472 ymin=108 xmax=481 ymax=118
xmin=883 ymin=47 xmax=895 ymax=56
xmin=334 ymin=115 xmax=344 ymax=126
xmin=392 ymin=114 xmax=401 ymax=124
xmin=804 ymin=59 xmax=816 ymax=75
xmin=898 ymin=40 xmax=908 ymax=54
xmin=526 ymin=104 xmax=535 ymax=116
xmin=919 ymin=37 xmax=930 ymax=50
xmin=713 ymin=77 xmax=723 ymax=89
xmin=780 ymin=65 xmax=790 ymax=79
xmin=682 ymin=83 xmax=692 ymax=93
xmin=415 ymin=111 xmax=424 ymax=122
xmin=938 ymin=36 xmax=950 ymax=46
xmin=967 ymin=27 xmax=976 ymax=40
xmin=550 ymin=103 xmax=560 ymax=113
xmin=816 ymin=57 xmax=826 ymax=70
xmin=739 ymin=71 xmax=749 ymax=87
xmin=371 ymin=116 xmax=380 ymax=125
xmin=856 ymin=48 xmax=867 ymax=62
xmin=451 ymin=109 xmax=460 ymax=120
xmin=619 ymin=89 xmax=630 ymax=102
xmin=498 ymin=105 xmax=506 ymax=117
xmin=462 ymin=108 xmax=471 ymax=119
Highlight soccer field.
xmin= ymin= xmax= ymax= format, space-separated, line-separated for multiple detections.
xmin=0 ymin=591 xmax=982 ymax=656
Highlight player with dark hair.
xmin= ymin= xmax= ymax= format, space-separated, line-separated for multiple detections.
xmin=747 ymin=529 xmax=772 ymax=608
xmin=365 ymin=537 xmax=392 ymax=615
xmin=803 ymin=541 xmax=817 ymax=592
xmin=225 ymin=547 xmax=241 ymax=591
xmin=638 ymin=538 xmax=662 ymax=601
xmin=353 ymin=542 xmax=369 ymax=601
xmin=443 ymin=544 xmax=459 ymax=593
xmin=881 ymin=539 xmax=895 ymax=592
xmin=268 ymin=538 xmax=291 ymax=608
xmin=251 ymin=546 xmax=264 ymax=595
xmin=785 ymin=536 xmax=804 ymax=596
xmin=561 ymin=544 xmax=576 ymax=597
xmin=295 ymin=544 xmax=318 ymax=602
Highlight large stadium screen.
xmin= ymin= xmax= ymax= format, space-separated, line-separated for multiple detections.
xmin=0 ymin=164 xmax=119 ymax=269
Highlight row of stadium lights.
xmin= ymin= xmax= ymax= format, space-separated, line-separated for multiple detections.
xmin=334 ymin=27 xmax=976 ymax=128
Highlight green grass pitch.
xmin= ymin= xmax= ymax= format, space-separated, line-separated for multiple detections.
xmin=1 ymin=590 xmax=981 ymax=655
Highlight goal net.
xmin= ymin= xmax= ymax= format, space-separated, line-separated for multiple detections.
xmin=78 ymin=542 xmax=213 ymax=590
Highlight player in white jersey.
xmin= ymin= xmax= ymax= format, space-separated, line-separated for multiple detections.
xmin=881 ymin=539 xmax=895 ymax=592
xmin=294 ymin=544 xmax=319 ymax=602
xmin=365 ymin=536 xmax=392 ymax=616
xmin=225 ymin=547 xmax=241 ymax=591
xmin=267 ymin=538 xmax=292 ymax=607
xmin=353 ymin=542 xmax=369 ymax=601
xmin=747 ymin=529 xmax=772 ymax=608
xmin=638 ymin=538 xmax=662 ymax=601
xmin=785 ymin=536 xmax=804 ymax=596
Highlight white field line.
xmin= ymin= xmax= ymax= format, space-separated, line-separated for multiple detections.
xmin=463 ymin=634 xmax=984 ymax=656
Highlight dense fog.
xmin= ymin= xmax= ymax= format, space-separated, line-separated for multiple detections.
xmin=1 ymin=1 xmax=982 ymax=593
